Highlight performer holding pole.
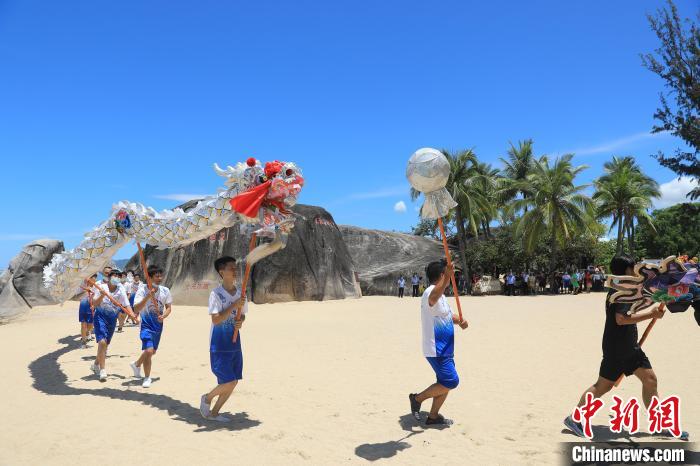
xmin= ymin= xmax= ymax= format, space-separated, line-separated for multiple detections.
xmin=199 ymin=256 xmax=247 ymax=422
xmin=406 ymin=148 xmax=468 ymax=426
xmin=78 ymin=274 xmax=97 ymax=348
xmin=563 ymin=255 xmax=689 ymax=440
xmin=89 ymin=270 xmax=136 ymax=382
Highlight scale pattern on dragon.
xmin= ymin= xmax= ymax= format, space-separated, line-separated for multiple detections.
xmin=43 ymin=157 xmax=304 ymax=302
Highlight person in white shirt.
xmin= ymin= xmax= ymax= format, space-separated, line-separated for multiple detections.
xmin=90 ymin=269 xmax=136 ymax=381
xmin=397 ymin=276 xmax=406 ymax=298
xmin=409 ymin=260 xmax=468 ymax=426
xmin=130 ymin=265 xmax=172 ymax=388
xmin=411 ymin=273 xmax=421 ymax=297
xmin=123 ymin=269 xmax=140 ymax=325
xmin=199 ymin=256 xmax=247 ymax=422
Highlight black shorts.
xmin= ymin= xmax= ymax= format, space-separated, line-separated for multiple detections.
xmin=599 ymin=350 xmax=652 ymax=381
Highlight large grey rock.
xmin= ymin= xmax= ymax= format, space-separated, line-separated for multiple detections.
xmin=339 ymin=225 xmax=448 ymax=296
xmin=126 ymin=203 xmax=361 ymax=305
xmin=0 ymin=239 xmax=64 ymax=318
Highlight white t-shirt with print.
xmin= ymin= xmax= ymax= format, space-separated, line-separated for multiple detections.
xmin=421 ymin=285 xmax=455 ymax=357
xmin=93 ymin=282 xmax=130 ymax=315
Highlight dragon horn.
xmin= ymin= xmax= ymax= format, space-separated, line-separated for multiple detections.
xmin=213 ymin=163 xmax=229 ymax=178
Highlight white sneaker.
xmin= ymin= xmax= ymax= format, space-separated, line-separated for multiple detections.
xmin=199 ymin=395 xmax=211 ymax=419
xmin=142 ymin=377 xmax=152 ymax=388
xmin=130 ymin=362 xmax=142 ymax=378
xmin=207 ymin=414 xmax=231 ymax=423
xmin=99 ymin=369 xmax=107 ymax=381
xmin=90 ymin=364 xmax=99 ymax=375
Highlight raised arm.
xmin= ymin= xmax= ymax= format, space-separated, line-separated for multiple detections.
xmin=429 ymin=263 xmax=453 ymax=307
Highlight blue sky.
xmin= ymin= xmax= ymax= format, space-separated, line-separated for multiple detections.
xmin=0 ymin=0 xmax=697 ymax=268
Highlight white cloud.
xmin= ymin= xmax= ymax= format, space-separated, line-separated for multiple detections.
xmin=654 ymin=176 xmax=698 ymax=209
xmin=394 ymin=201 xmax=407 ymax=213
xmin=154 ymin=194 xmax=207 ymax=202
xmin=565 ymin=131 xmax=669 ymax=156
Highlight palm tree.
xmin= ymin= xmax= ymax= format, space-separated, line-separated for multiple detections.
xmin=499 ymin=139 xmax=537 ymax=269
xmin=512 ymin=154 xmax=593 ymax=290
xmin=499 ymin=139 xmax=536 ymax=208
xmin=472 ymin=161 xmax=501 ymax=238
xmin=593 ymin=156 xmax=660 ymax=257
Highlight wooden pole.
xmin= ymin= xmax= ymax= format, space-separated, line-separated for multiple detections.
xmin=85 ymin=277 xmax=136 ymax=319
xmin=437 ymin=217 xmax=464 ymax=323
xmin=233 ymin=233 xmax=257 ymax=343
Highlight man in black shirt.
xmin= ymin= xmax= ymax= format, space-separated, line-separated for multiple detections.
xmin=563 ymin=256 xmax=687 ymax=440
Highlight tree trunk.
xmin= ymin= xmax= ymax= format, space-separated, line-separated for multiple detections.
xmin=454 ymin=209 xmax=471 ymax=293
xmin=628 ymin=219 xmax=636 ymax=260
xmin=616 ymin=212 xmax=624 ymax=255
xmin=549 ymin=235 xmax=558 ymax=294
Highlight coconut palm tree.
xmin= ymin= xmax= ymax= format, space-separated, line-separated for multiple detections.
xmin=499 ymin=139 xmax=536 ymax=208
xmin=512 ymin=154 xmax=593 ymax=289
xmin=593 ymin=156 xmax=660 ymax=257
xmin=472 ymin=161 xmax=501 ymax=238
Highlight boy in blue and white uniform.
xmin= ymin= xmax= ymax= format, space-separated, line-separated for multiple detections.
xmin=91 ymin=269 xmax=134 ymax=381
xmin=130 ymin=265 xmax=172 ymax=388
xmin=123 ymin=270 xmax=140 ymax=326
xmin=199 ymin=256 xmax=247 ymax=422
xmin=78 ymin=274 xmax=97 ymax=348
xmin=409 ymin=260 xmax=468 ymax=426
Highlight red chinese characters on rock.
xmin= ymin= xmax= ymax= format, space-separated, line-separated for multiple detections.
xmin=609 ymin=396 xmax=640 ymax=434
xmin=648 ymin=395 xmax=682 ymax=438
xmin=208 ymin=231 xmax=227 ymax=242
xmin=187 ymin=281 xmax=210 ymax=291
xmin=572 ymin=392 xmax=604 ymax=439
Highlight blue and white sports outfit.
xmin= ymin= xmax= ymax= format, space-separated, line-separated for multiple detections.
xmin=421 ymin=285 xmax=459 ymax=389
xmin=78 ymin=298 xmax=93 ymax=323
xmin=135 ymin=283 xmax=172 ymax=351
xmin=208 ymin=285 xmax=248 ymax=384
xmin=93 ymin=283 xmax=129 ymax=344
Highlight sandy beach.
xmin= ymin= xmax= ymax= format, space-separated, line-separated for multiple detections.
xmin=0 ymin=293 xmax=697 ymax=465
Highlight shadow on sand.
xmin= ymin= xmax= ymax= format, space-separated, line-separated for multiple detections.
xmin=29 ymin=335 xmax=261 ymax=433
xmin=354 ymin=412 xmax=449 ymax=461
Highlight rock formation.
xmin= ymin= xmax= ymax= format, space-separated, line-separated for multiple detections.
xmin=339 ymin=225 xmax=448 ymax=296
xmin=0 ymin=239 xmax=64 ymax=319
xmin=125 ymin=203 xmax=361 ymax=304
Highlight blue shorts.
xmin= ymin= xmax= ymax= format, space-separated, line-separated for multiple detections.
xmin=140 ymin=328 xmax=162 ymax=351
xmin=94 ymin=310 xmax=118 ymax=344
xmin=129 ymin=293 xmax=136 ymax=308
xmin=210 ymin=351 xmax=243 ymax=384
xmin=78 ymin=308 xmax=93 ymax=323
xmin=426 ymin=356 xmax=460 ymax=389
